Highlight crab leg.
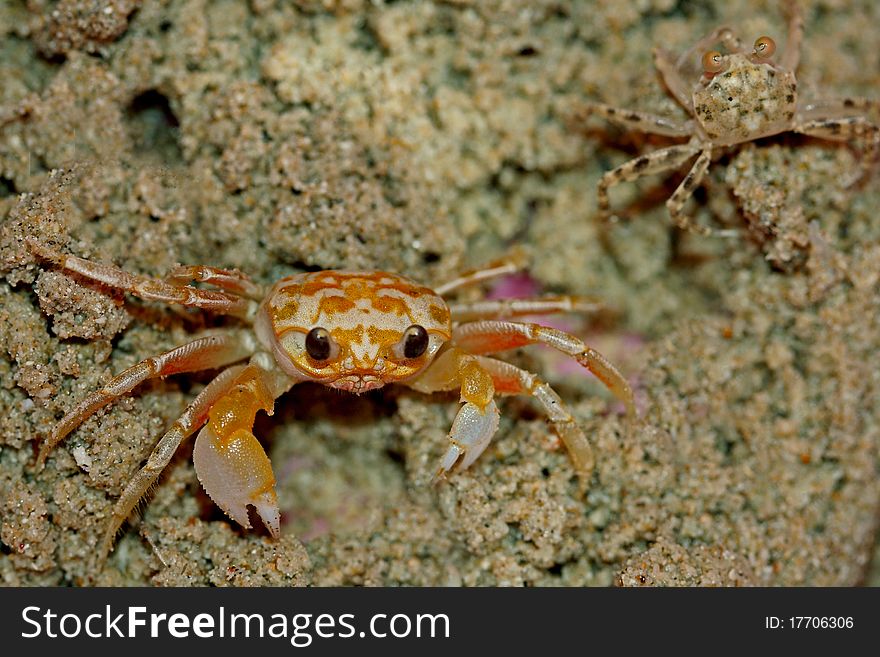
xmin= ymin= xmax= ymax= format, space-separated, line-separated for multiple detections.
xmin=449 ymin=295 xmax=604 ymax=322
xmin=434 ymin=249 xmax=528 ymax=296
xmin=27 ymin=240 xmax=253 ymax=318
xmin=38 ymin=332 xmax=255 ymax=468
xmin=653 ymin=48 xmax=698 ymax=111
xmin=779 ymin=0 xmax=804 ymax=72
xmin=451 ymin=320 xmax=635 ymax=416
xmin=665 ymin=148 xmax=713 ymax=235
xmin=596 ymin=144 xmax=701 ymax=224
xmin=192 ymin=361 xmax=293 ymax=538
xmin=793 ymin=116 xmax=880 ymax=184
xmin=98 ymin=364 xmax=248 ymax=560
xmin=578 ymin=103 xmax=694 ymax=138
xmin=165 ymin=265 xmax=264 ymax=300
xmin=797 ymin=97 xmax=880 ymax=121
xmin=475 ymin=356 xmax=596 ymax=477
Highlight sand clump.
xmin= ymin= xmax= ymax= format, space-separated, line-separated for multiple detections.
xmin=1 ymin=0 xmax=879 ymax=586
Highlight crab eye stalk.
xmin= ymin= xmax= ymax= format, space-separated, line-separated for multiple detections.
xmin=402 ymin=325 xmax=429 ymax=358
xmin=305 ymin=327 xmax=333 ymax=361
xmin=753 ymin=36 xmax=776 ymax=59
xmin=701 ymin=50 xmax=726 ymax=74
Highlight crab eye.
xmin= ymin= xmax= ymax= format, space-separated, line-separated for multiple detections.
xmin=305 ymin=327 xmax=332 ymax=361
xmin=701 ymin=50 xmax=725 ymax=74
xmin=402 ymin=325 xmax=429 ymax=358
xmin=753 ymin=36 xmax=776 ymax=59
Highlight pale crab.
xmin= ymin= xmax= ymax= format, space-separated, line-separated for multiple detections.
xmin=579 ymin=0 xmax=879 ymax=235
xmin=29 ymin=241 xmax=634 ymax=560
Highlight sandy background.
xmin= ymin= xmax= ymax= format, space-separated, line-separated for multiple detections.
xmin=1 ymin=0 xmax=878 ymax=586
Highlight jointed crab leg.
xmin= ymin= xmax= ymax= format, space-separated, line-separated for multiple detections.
xmin=98 ymin=364 xmax=248 ymax=560
xmin=666 ymin=148 xmax=713 ymax=235
xmin=798 ymin=97 xmax=880 ymax=121
xmin=476 ymin=356 xmax=596 ymax=476
xmin=37 ymin=332 xmax=255 ymax=468
xmin=794 ymin=116 xmax=880 ymax=184
xmin=652 ymin=48 xmax=697 ymax=111
xmin=449 ymin=295 xmax=604 ymax=322
xmin=434 ymin=250 xmax=528 ymax=296
xmin=165 ymin=265 xmax=264 ymax=300
xmin=451 ymin=320 xmax=635 ymax=416
xmin=579 ymin=103 xmax=694 ymax=138
xmin=596 ymin=144 xmax=701 ymax=224
xmin=779 ymin=0 xmax=804 ymax=72
xmin=27 ymin=240 xmax=253 ymax=318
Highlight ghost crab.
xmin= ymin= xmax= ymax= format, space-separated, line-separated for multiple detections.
xmin=29 ymin=241 xmax=633 ymax=560
xmin=580 ymin=0 xmax=879 ymax=235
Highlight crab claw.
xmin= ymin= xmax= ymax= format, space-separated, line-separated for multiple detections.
xmin=193 ymin=422 xmax=280 ymax=537
xmin=191 ymin=366 xmax=280 ymax=537
xmin=432 ymin=399 xmax=500 ymax=482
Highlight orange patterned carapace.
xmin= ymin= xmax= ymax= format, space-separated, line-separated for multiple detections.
xmin=256 ymin=271 xmax=452 ymax=393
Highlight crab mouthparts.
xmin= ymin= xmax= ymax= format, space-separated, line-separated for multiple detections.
xmin=330 ymin=374 xmax=385 ymax=394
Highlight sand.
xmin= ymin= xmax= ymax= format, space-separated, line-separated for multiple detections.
xmin=0 ymin=0 xmax=878 ymax=586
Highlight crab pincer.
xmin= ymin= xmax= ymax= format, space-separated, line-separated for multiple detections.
xmin=192 ymin=363 xmax=281 ymax=537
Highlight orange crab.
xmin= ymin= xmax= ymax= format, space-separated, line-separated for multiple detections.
xmin=30 ymin=241 xmax=633 ymax=559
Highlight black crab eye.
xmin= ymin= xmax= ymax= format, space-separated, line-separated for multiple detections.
xmin=402 ymin=324 xmax=429 ymax=359
xmin=305 ymin=327 xmax=332 ymax=361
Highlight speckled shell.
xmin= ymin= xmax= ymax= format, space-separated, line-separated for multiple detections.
xmin=255 ymin=270 xmax=452 ymax=390
xmin=692 ymin=55 xmax=797 ymax=146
